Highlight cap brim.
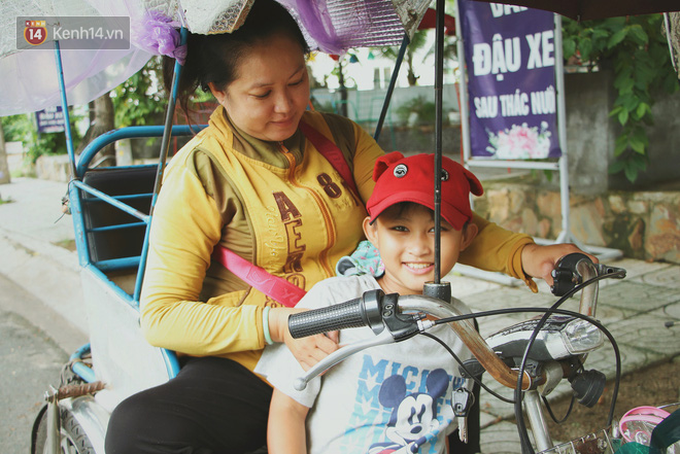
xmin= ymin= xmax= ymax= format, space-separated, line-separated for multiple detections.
xmin=368 ymin=191 xmax=469 ymax=230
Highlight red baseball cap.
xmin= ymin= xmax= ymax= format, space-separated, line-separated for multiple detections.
xmin=366 ymin=152 xmax=483 ymax=230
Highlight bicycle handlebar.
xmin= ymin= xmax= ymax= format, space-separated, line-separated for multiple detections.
xmin=289 ymin=290 xmax=384 ymax=338
xmin=288 ymin=254 xmax=624 ymax=391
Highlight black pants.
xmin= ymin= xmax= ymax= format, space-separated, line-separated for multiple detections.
xmin=105 ymin=354 xmax=481 ymax=454
xmin=105 ymin=357 xmax=272 ymax=454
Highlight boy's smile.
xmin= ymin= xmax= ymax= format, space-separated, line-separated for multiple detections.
xmin=363 ymin=203 xmax=476 ymax=296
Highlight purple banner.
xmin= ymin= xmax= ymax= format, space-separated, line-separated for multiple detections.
xmin=35 ymin=106 xmax=65 ymax=134
xmin=458 ymin=0 xmax=561 ymax=159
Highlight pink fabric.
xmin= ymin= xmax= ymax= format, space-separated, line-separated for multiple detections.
xmin=212 ymin=245 xmax=306 ymax=307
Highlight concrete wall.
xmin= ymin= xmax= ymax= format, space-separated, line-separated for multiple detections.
xmin=564 ymin=71 xmax=615 ymax=195
xmin=563 ymin=71 xmax=680 ymax=194
xmin=474 ymin=176 xmax=680 ymax=264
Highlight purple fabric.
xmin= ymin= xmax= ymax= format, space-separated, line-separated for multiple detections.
xmin=280 ymin=0 xmax=405 ymax=54
xmin=280 ymin=0 xmax=343 ymax=54
xmin=458 ymin=0 xmax=562 ymax=159
xmin=0 ymin=0 xmax=412 ymax=116
xmin=133 ymin=11 xmax=186 ymax=65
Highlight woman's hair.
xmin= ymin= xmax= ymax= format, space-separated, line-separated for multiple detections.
xmin=163 ymin=0 xmax=310 ymax=114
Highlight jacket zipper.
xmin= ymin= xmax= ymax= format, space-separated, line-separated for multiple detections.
xmin=278 ymin=142 xmax=336 ymax=277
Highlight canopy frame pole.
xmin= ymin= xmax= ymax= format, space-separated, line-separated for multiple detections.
xmin=374 ymin=34 xmax=409 ymax=142
xmin=136 ymin=27 xmax=188 ymax=304
xmin=53 ymin=40 xmax=78 ymax=180
xmin=433 ymin=0 xmax=446 ymax=284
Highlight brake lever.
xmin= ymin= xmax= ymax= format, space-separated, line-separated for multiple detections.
xmin=294 ymin=329 xmax=396 ymax=391
xmin=550 ymin=253 xmax=626 ymax=296
xmin=595 ymin=263 xmax=626 ymax=279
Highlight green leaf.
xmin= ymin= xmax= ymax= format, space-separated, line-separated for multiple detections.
xmin=614 ymin=137 xmax=628 ymax=157
xmin=608 ymin=160 xmax=626 ymax=174
xmin=614 ymin=75 xmax=635 ymax=94
xmin=607 ymin=27 xmax=628 ymax=49
xmin=579 ymin=38 xmax=593 ymax=61
xmin=592 ymin=29 xmax=609 ymax=41
xmin=633 ymin=65 xmax=655 ymax=89
xmin=629 ymin=137 xmax=645 ymax=154
xmin=624 ymin=161 xmax=638 ymax=182
xmin=618 ymin=108 xmax=629 ymax=126
xmin=631 ymin=153 xmax=647 ymax=170
xmin=622 ymin=94 xmax=639 ymax=112
xmin=635 ymin=102 xmax=650 ymax=119
xmin=604 ymin=17 xmax=627 ymax=29
xmin=631 ymin=127 xmax=649 ymax=147
xmin=627 ymin=24 xmax=648 ymax=45
xmin=563 ymin=38 xmax=576 ymax=58
xmin=608 ymin=106 xmax=623 ymax=117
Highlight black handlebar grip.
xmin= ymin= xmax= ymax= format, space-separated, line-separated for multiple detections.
xmin=288 ymin=298 xmax=365 ymax=339
xmin=550 ymin=252 xmax=592 ymax=296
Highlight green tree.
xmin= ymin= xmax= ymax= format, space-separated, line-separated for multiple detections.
xmin=111 ymin=55 xmax=167 ymax=127
xmin=0 ymin=113 xmax=33 ymax=144
xmin=375 ymin=29 xmax=430 ymax=86
xmin=0 ymin=111 xmax=83 ymax=165
xmin=77 ymin=94 xmax=115 ymax=165
xmin=562 ymin=15 xmax=679 ymax=183
xmin=0 ymin=122 xmax=10 ymax=184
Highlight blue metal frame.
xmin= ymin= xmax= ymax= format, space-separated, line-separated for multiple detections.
xmin=54 ymin=32 xmax=196 ymax=382
xmin=69 ymin=126 xmax=204 ymax=293
xmin=70 ymin=344 xmax=96 ymax=383
xmin=75 ymin=126 xmax=199 ymax=178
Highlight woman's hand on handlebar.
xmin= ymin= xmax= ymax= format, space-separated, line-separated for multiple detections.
xmin=268 ymin=307 xmax=340 ymax=371
xmin=521 ymin=243 xmax=598 ymax=286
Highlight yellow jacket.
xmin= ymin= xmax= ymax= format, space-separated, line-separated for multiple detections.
xmin=140 ymin=107 xmax=534 ymax=372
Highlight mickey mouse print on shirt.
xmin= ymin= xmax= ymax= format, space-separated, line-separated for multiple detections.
xmin=368 ymin=368 xmax=452 ymax=454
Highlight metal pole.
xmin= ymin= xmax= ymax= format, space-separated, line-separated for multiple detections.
xmin=433 ymin=0 xmax=445 ymax=284
xmin=150 ymin=27 xmax=188 ymax=213
xmin=554 ymin=14 xmax=572 ymax=244
xmin=455 ymin=1 xmax=472 ymax=166
xmin=374 ymin=34 xmax=409 ymax=141
xmin=54 ymin=40 xmax=78 ymax=180
xmin=524 ymin=390 xmax=554 ymax=452
xmin=136 ymin=27 xmax=187 ymax=303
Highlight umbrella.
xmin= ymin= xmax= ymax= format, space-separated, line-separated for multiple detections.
xmin=471 ymin=0 xmax=680 ymax=21
xmin=0 ymin=0 xmax=431 ymax=116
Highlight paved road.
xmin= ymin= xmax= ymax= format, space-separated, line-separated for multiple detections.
xmin=0 ymin=272 xmax=83 ymax=454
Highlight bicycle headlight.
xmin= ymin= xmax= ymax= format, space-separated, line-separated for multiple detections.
xmin=485 ymin=315 xmax=605 ymax=362
xmin=561 ymin=318 xmax=604 ymax=354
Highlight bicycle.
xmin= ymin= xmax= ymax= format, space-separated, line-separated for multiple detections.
xmin=286 ymin=253 xmax=630 ymax=454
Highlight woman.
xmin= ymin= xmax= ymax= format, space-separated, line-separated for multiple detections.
xmin=106 ymin=1 xmax=589 ymax=452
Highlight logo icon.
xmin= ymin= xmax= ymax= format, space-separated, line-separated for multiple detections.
xmin=24 ymin=20 xmax=47 ymax=46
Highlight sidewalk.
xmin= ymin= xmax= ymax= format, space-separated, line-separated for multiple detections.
xmin=1 ymin=177 xmax=679 ymax=452
xmin=448 ymin=258 xmax=680 ymax=451
xmin=0 ymin=177 xmax=87 ymax=352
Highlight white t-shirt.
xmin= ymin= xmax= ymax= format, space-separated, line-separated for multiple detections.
xmin=255 ymin=274 xmax=472 ymax=454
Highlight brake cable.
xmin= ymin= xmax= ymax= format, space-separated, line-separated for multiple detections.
xmin=513 ymin=271 xmax=624 ymax=453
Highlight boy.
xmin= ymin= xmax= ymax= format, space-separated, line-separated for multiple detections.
xmin=255 ymin=152 xmax=484 ymax=454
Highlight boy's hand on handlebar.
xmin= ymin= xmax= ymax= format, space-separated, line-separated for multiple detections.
xmin=521 ymin=243 xmax=598 ymax=286
xmin=268 ymin=307 xmax=340 ymax=371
